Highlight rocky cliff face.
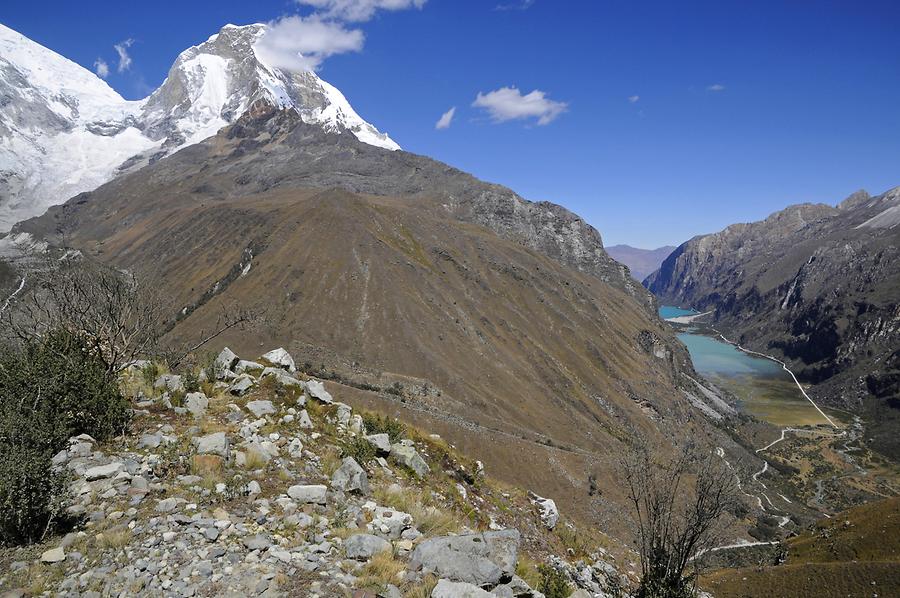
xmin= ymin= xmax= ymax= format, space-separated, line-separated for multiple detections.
xmin=646 ymin=187 xmax=900 ymax=456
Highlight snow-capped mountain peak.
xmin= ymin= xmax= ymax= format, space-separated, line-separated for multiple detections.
xmin=0 ymin=22 xmax=399 ymax=232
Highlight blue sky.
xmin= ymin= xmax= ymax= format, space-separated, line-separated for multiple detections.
xmin=4 ymin=1 xmax=900 ymax=247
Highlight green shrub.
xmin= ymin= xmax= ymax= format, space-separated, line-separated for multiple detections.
xmin=141 ymin=362 xmax=160 ymax=388
xmin=340 ymin=436 xmax=377 ymax=465
xmin=362 ymin=412 xmax=406 ymax=443
xmin=538 ymin=564 xmax=572 ymax=598
xmin=183 ymin=370 xmax=200 ymax=393
xmin=0 ymin=447 xmax=68 ymax=545
xmin=0 ymin=330 xmax=131 ymax=449
xmin=0 ymin=329 xmax=131 ymax=546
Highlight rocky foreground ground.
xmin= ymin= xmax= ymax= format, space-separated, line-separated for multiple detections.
xmin=0 ymin=347 xmax=633 ymax=597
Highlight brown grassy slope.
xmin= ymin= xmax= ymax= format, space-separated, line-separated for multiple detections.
xmin=11 ymin=112 xmax=752 ymax=535
xmin=703 ymin=497 xmax=900 ymax=598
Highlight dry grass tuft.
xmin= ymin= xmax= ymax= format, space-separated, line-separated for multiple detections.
xmin=96 ymin=526 xmax=132 ymax=549
xmin=355 ymin=550 xmax=405 ymax=590
xmin=242 ymin=449 xmax=269 ymax=471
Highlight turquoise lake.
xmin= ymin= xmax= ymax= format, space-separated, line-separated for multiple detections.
xmin=658 ymin=305 xmax=697 ymax=319
xmin=660 ymin=306 xmax=831 ymax=426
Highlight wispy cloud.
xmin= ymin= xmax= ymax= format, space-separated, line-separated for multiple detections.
xmin=295 ymin=0 xmax=427 ymax=22
xmin=495 ymin=0 xmax=536 ymax=10
xmin=114 ymin=39 xmax=134 ymax=73
xmin=628 ymin=95 xmax=640 ymax=103
xmin=260 ymin=1 xmax=425 ymax=71
xmin=435 ymin=106 xmax=456 ymax=130
xmin=707 ymin=83 xmax=725 ymax=92
xmin=255 ymin=15 xmax=364 ymax=72
xmin=93 ymin=58 xmax=110 ymax=79
xmin=472 ymin=86 xmax=567 ymax=125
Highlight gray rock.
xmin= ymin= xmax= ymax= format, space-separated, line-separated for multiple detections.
xmin=491 ymin=576 xmax=545 ymax=597
xmin=193 ymin=432 xmax=230 ymax=459
xmin=245 ymin=400 xmax=275 ymax=418
xmin=214 ymin=347 xmax=239 ymax=377
xmin=297 ymin=409 xmax=313 ymax=429
xmin=84 ymin=462 xmax=125 ymax=481
xmin=242 ymin=534 xmax=272 ymax=551
xmin=287 ymin=484 xmax=327 ymax=504
xmin=155 ymin=498 xmax=181 ymax=513
xmin=432 ymin=580 xmax=494 ymax=598
xmin=261 ymin=367 xmax=304 ymax=389
xmin=51 ymin=449 xmax=69 ymax=466
xmin=368 ymin=506 xmax=413 ymax=539
xmin=40 ymin=547 xmax=65 ymax=563
xmin=390 ymin=443 xmax=431 ymax=477
xmin=234 ymin=359 xmax=264 ymax=374
xmin=365 ymin=433 xmax=391 ymax=455
xmin=154 ymin=374 xmax=184 ymax=393
xmin=410 ymin=529 xmax=520 ymax=587
xmin=336 ymin=403 xmax=352 ymax=425
xmin=228 ymin=375 xmax=255 ymax=396
xmin=261 ymin=348 xmax=296 ymax=372
xmin=344 ymin=533 xmax=391 ymax=560
xmin=529 ymin=492 xmax=559 ymax=530
xmin=204 ymin=527 xmax=220 ymax=542
xmin=184 ymin=392 xmax=209 ymax=419
xmin=138 ymin=433 xmax=162 ymax=449
xmin=331 ymin=457 xmax=369 ymax=495
xmin=568 ymin=591 xmax=591 ymax=598
xmin=303 ymin=379 xmax=333 ymax=404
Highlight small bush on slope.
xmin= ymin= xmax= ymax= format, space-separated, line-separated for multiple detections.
xmin=538 ymin=564 xmax=573 ymax=598
xmin=0 ymin=330 xmax=131 ymax=545
xmin=362 ymin=412 xmax=406 ymax=443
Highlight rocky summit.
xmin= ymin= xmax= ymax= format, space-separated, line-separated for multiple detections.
xmin=0 ymin=347 xmax=632 ymax=597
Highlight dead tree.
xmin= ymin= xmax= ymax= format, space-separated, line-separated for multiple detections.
xmin=1 ymin=258 xmax=165 ymax=377
xmin=620 ymin=440 xmax=737 ymax=598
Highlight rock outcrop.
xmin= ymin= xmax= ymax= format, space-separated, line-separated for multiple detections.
xmin=0 ymin=347 xmax=634 ymax=597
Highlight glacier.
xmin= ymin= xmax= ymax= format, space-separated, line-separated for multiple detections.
xmin=0 ymin=22 xmax=399 ymax=232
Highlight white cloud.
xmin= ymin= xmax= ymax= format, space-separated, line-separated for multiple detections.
xmin=93 ymin=58 xmax=110 ymax=79
xmin=628 ymin=95 xmax=640 ymax=103
xmin=435 ymin=106 xmax=456 ymax=130
xmin=472 ymin=86 xmax=567 ymax=125
xmin=114 ymin=39 xmax=134 ymax=73
xmin=495 ymin=0 xmax=536 ymax=10
xmin=255 ymin=15 xmax=364 ymax=72
xmin=296 ymin=0 xmax=427 ymax=22
xmin=707 ymin=83 xmax=725 ymax=92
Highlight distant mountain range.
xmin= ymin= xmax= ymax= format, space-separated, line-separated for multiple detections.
xmin=646 ymin=188 xmax=900 ymax=458
xmin=606 ymin=244 xmax=676 ymax=282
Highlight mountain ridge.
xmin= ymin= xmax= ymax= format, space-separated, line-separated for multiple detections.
xmin=11 ymin=103 xmax=753 ymax=532
xmin=645 ymin=186 xmax=900 ymax=457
